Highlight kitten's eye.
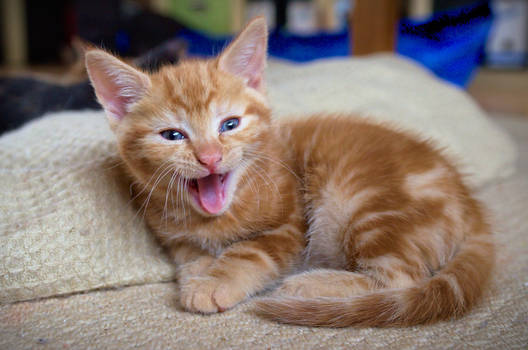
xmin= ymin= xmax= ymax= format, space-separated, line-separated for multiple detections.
xmin=219 ymin=118 xmax=240 ymax=133
xmin=160 ymin=129 xmax=186 ymax=141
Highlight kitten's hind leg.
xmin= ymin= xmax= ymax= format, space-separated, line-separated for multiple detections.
xmin=274 ymin=254 xmax=424 ymax=299
xmin=275 ymin=269 xmax=378 ymax=298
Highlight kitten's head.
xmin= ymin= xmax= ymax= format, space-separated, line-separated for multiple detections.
xmin=86 ymin=18 xmax=271 ymax=217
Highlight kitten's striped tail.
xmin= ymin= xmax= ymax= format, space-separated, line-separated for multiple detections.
xmin=255 ymin=235 xmax=494 ymax=327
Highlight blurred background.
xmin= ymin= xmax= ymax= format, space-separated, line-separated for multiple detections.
xmin=0 ymin=0 xmax=527 ymax=125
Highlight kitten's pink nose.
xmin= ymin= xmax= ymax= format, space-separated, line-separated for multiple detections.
xmin=196 ymin=147 xmax=222 ymax=172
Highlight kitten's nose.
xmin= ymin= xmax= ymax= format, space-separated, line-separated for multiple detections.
xmin=196 ymin=147 xmax=222 ymax=172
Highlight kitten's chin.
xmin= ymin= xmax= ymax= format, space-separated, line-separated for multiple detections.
xmin=187 ymin=171 xmax=236 ymax=216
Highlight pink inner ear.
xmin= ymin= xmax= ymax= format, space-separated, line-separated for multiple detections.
xmin=245 ymin=43 xmax=265 ymax=90
xmin=247 ymin=73 xmax=263 ymax=90
xmin=218 ymin=19 xmax=267 ymax=91
xmin=94 ymin=77 xmax=121 ymax=119
xmin=97 ymin=80 xmax=128 ymax=120
xmin=86 ymin=51 xmax=150 ymax=121
xmin=224 ymin=42 xmax=266 ymax=91
xmin=106 ymin=99 xmax=127 ymax=120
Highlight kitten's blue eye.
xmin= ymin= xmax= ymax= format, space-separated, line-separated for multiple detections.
xmin=219 ymin=118 xmax=240 ymax=133
xmin=161 ymin=129 xmax=186 ymax=141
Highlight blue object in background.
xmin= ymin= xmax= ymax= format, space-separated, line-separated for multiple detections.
xmin=115 ymin=30 xmax=131 ymax=55
xmin=177 ymin=29 xmax=230 ymax=58
xmin=268 ymin=30 xmax=350 ymax=62
xmin=398 ymin=0 xmax=493 ymax=86
xmin=178 ymin=28 xmax=350 ymax=62
xmin=178 ymin=0 xmax=492 ymax=88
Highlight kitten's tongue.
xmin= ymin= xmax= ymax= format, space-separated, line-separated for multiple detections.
xmin=197 ymin=174 xmax=225 ymax=214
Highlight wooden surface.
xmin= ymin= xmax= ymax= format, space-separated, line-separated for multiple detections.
xmin=1 ymin=0 xmax=28 ymax=67
xmin=469 ymin=69 xmax=528 ymax=117
xmin=350 ymin=0 xmax=401 ymax=55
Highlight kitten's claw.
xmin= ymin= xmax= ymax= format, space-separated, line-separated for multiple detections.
xmin=179 ymin=276 xmax=245 ymax=313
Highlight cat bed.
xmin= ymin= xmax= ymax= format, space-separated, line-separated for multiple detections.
xmin=0 ymin=54 xmax=517 ymax=304
xmin=3 ymin=165 xmax=528 ymax=348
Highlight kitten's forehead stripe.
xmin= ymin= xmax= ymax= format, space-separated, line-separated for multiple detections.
xmin=204 ymin=90 xmax=217 ymax=111
xmin=156 ymin=61 xmax=218 ymax=116
xmin=159 ymin=72 xmax=190 ymax=114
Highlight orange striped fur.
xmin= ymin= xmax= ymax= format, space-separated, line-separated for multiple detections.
xmin=86 ymin=17 xmax=494 ymax=327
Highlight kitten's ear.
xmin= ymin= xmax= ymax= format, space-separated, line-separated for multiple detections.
xmin=85 ymin=50 xmax=151 ymax=124
xmin=217 ymin=17 xmax=268 ymax=92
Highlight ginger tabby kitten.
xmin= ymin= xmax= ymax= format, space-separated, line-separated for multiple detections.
xmin=85 ymin=18 xmax=494 ymax=327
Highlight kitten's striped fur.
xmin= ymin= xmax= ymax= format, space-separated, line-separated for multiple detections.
xmin=86 ymin=18 xmax=494 ymax=327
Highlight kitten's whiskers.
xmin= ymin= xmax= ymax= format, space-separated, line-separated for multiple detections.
xmin=134 ymin=163 xmax=174 ymax=222
xmin=245 ymin=147 xmax=300 ymax=182
xmin=162 ymin=168 xmax=179 ymax=229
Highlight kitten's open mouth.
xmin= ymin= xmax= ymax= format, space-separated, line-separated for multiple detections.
xmin=188 ymin=172 xmax=232 ymax=215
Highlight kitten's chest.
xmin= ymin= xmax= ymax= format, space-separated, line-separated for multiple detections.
xmin=154 ymin=210 xmax=258 ymax=255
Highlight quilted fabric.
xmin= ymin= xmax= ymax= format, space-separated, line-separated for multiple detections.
xmin=0 ymin=55 xmax=517 ymax=303
xmin=0 ymin=114 xmax=175 ymax=303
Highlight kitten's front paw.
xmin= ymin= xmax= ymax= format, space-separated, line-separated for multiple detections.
xmin=180 ymin=276 xmax=246 ymax=313
xmin=177 ymin=256 xmax=215 ymax=283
